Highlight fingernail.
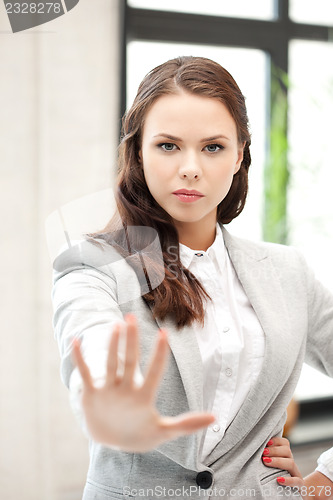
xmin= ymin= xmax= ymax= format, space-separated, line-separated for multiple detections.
xmin=267 ymin=440 xmax=273 ymax=446
xmin=263 ymin=448 xmax=270 ymax=455
xmin=263 ymin=457 xmax=272 ymax=463
xmin=277 ymin=477 xmax=285 ymax=483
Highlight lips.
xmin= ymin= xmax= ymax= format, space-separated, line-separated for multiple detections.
xmin=172 ymin=190 xmax=204 ymax=203
xmin=172 ymin=189 xmax=204 ymax=196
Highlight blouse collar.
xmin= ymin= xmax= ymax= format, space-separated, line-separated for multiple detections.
xmin=178 ymin=222 xmax=226 ymax=273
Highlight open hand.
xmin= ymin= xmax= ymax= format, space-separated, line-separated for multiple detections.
xmin=72 ymin=313 xmax=215 ymax=452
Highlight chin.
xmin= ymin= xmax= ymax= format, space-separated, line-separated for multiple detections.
xmin=171 ymin=215 xmax=207 ymax=224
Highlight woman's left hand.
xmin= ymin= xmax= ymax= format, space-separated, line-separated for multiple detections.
xmin=262 ymin=437 xmax=306 ymax=491
xmin=262 ymin=437 xmax=333 ymax=500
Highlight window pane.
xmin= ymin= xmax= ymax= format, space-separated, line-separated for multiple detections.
xmin=128 ymin=0 xmax=276 ymax=21
xmin=294 ymin=365 xmax=333 ymax=401
xmin=127 ymin=41 xmax=268 ymax=241
xmin=289 ymin=40 xmax=333 ymax=400
xmin=289 ymin=0 xmax=333 ymax=25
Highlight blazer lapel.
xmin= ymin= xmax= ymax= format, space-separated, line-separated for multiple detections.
xmin=152 ymin=312 xmax=204 ymax=415
xmin=203 ymin=227 xmax=292 ymax=463
xmin=147 ymin=305 xmax=205 ymax=471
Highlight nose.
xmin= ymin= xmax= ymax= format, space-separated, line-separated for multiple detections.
xmin=178 ymin=152 xmax=202 ymax=180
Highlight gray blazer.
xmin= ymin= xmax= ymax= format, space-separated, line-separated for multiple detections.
xmin=52 ymin=225 xmax=333 ymax=499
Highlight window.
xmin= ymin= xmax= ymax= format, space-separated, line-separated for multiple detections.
xmin=288 ymin=39 xmax=333 ymax=401
xmin=127 ymin=41 xmax=267 ymax=241
xmin=288 ymin=40 xmax=333 ymax=290
xmin=290 ymin=0 xmax=333 ymax=26
xmin=121 ymin=0 xmax=333 ymax=403
xmin=128 ymin=0 xmax=276 ymax=20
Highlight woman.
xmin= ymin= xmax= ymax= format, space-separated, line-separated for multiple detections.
xmin=52 ymin=56 xmax=333 ymax=499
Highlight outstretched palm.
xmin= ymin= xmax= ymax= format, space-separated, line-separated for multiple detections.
xmin=72 ymin=314 xmax=215 ymax=452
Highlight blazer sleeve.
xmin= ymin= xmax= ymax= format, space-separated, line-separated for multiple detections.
xmin=51 ymin=239 xmax=143 ymax=430
xmin=299 ymin=250 xmax=333 ymax=377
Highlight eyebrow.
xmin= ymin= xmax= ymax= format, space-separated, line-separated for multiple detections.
xmin=152 ymin=133 xmax=230 ymax=142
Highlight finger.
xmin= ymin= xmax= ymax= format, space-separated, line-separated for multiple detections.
xmin=266 ymin=436 xmax=291 ymax=449
xmin=276 ymin=476 xmax=305 ymax=490
xmin=140 ymin=329 xmax=169 ymax=401
xmin=71 ymin=338 xmax=93 ymax=390
xmin=159 ymin=412 xmax=216 ymax=438
xmin=262 ymin=456 xmax=301 ymax=477
xmin=122 ymin=314 xmax=139 ymax=386
xmin=106 ymin=324 xmax=121 ymax=386
xmin=264 ymin=444 xmax=292 ymax=458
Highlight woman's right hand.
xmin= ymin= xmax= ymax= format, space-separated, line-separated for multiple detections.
xmin=72 ymin=313 xmax=215 ymax=452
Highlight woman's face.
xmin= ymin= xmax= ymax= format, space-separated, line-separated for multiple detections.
xmin=139 ymin=91 xmax=244 ymax=230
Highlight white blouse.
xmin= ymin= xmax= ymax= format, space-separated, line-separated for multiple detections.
xmin=179 ymin=222 xmax=265 ymax=461
xmin=316 ymin=448 xmax=333 ymax=482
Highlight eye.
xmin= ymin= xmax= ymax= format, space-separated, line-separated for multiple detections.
xmin=204 ymin=143 xmax=224 ymax=153
xmin=158 ymin=142 xmax=177 ymax=152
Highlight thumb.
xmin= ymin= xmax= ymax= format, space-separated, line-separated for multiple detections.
xmin=160 ymin=412 xmax=215 ymax=436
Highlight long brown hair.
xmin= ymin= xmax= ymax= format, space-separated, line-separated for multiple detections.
xmin=92 ymin=56 xmax=251 ymax=329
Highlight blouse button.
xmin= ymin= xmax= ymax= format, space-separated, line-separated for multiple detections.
xmin=212 ymin=424 xmax=220 ymax=432
xmin=223 ymin=326 xmax=230 ymax=333
xmin=225 ymin=368 xmax=233 ymax=377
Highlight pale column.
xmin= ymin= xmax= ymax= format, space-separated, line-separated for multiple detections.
xmin=0 ymin=1 xmax=121 ymax=499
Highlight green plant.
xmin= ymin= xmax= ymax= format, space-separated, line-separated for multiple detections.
xmin=263 ymin=65 xmax=289 ymax=244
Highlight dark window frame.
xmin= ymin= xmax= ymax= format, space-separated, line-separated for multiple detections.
xmin=119 ymin=0 xmax=330 ymax=122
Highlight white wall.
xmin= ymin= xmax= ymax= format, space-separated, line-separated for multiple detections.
xmin=0 ymin=1 xmax=120 ymax=498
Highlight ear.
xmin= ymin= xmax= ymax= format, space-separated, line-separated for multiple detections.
xmin=234 ymin=141 xmax=245 ymax=174
xmin=138 ymin=149 xmax=142 ymax=163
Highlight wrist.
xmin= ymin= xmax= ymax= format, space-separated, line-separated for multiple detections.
xmin=304 ymin=471 xmax=333 ymax=500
